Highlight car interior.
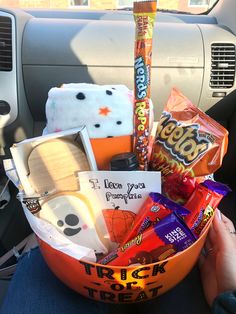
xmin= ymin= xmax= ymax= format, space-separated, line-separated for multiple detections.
xmin=0 ymin=0 xmax=236 ymax=308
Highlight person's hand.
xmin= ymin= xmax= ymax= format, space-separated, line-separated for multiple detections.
xmin=199 ymin=209 xmax=236 ymax=306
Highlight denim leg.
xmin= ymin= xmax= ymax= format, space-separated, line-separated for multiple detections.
xmin=0 ymin=247 xmax=110 ymax=314
xmin=0 ymin=247 xmax=211 ymax=314
xmin=137 ymin=266 xmax=211 ymax=314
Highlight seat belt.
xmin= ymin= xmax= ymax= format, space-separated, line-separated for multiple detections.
xmin=0 ymin=233 xmax=38 ymax=280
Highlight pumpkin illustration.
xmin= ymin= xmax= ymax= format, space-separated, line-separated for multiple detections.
xmin=102 ymin=207 xmax=136 ymax=244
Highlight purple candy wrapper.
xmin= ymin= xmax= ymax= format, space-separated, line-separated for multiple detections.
xmin=202 ymin=180 xmax=231 ymax=196
xmin=149 ymin=192 xmax=190 ymax=216
xmin=153 ymin=212 xmax=197 ymax=252
xmin=121 ymin=192 xmax=190 ymax=245
xmin=99 ymin=212 xmax=196 ymax=266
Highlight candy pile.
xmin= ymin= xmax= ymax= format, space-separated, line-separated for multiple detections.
xmin=97 ymin=77 xmax=230 ymax=265
xmin=9 ymin=0 xmax=230 ymax=268
xmin=98 ymin=181 xmax=230 ymax=266
xmin=97 ymin=0 xmax=230 ymax=267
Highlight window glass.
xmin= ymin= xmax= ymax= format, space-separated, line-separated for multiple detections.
xmin=189 ymin=0 xmax=215 ymax=6
xmin=0 ymin=0 xmax=219 ymax=14
xmin=70 ymin=0 xmax=89 ymax=7
xmin=117 ymin=0 xmax=133 ymax=7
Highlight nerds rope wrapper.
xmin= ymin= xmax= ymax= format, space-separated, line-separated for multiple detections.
xmin=150 ymin=88 xmax=228 ymax=203
xmin=133 ymin=1 xmax=157 ymax=170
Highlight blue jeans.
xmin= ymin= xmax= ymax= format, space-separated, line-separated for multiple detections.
xmin=0 ymin=247 xmax=210 ymax=314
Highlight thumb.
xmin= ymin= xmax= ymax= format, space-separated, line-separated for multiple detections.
xmin=212 ymin=210 xmax=233 ymax=250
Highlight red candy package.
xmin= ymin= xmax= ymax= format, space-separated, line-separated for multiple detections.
xmin=150 ymin=88 xmax=228 ymax=203
xmin=162 ymin=172 xmax=196 ymax=204
xmin=99 ymin=212 xmax=196 ymax=266
xmin=121 ymin=192 xmax=190 ymax=245
xmin=184 ymin=180 xmax=231 ymax=236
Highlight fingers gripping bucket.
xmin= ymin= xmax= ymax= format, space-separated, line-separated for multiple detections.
xmin=37 ymin=223 xmax=210 ymax=304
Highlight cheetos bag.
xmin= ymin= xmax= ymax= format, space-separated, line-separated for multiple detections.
xmin=150 ymin=88 xmax=228 ymax=204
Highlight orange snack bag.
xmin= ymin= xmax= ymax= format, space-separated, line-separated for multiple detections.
xmin=150 ymin=88 xmax=228 ymax=203
xmin=133 ymin=0 xmax=157 ymax=170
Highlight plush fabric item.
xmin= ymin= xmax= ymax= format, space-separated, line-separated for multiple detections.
xmin=44 ymin=83 xmax=134 ymax=139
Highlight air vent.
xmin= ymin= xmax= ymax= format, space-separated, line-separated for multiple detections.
xmin=0 ymin=16 xmax=12 ymax=71
xmin=210 ymin=43 xmax=236 ymax=89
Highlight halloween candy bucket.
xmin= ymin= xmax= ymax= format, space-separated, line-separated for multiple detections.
xmin=17 ymin=172 xmax=214 ymax=304
xmin=9 ymin=120 xmax=225 ymax=304
xmin=36 ymin=220 xmax=211 ymax=304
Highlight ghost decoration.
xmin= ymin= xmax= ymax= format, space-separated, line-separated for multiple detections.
xmin=38 ymin=192 xmax=108 ymax=254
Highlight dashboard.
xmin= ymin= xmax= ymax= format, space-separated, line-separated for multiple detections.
xmin=0 ymin=8 xmax=236 ymax=151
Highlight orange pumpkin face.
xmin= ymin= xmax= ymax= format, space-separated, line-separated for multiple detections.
xmin=102 ymin=208 xmax=136 ymax=244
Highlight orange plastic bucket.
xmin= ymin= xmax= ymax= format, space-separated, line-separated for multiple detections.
xmin=37 ymin=219 xmax=211 ymax=304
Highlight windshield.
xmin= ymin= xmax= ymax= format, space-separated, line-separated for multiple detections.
xmin=1 ymin=0 xmax=219 ymax=14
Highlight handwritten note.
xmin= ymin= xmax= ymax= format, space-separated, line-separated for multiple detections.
xmin=77 ymin=171 xmax=161 ymax=214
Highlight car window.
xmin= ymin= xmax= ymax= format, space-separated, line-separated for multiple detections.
xmin=0 ymin=0 xmax=219 ymax=14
